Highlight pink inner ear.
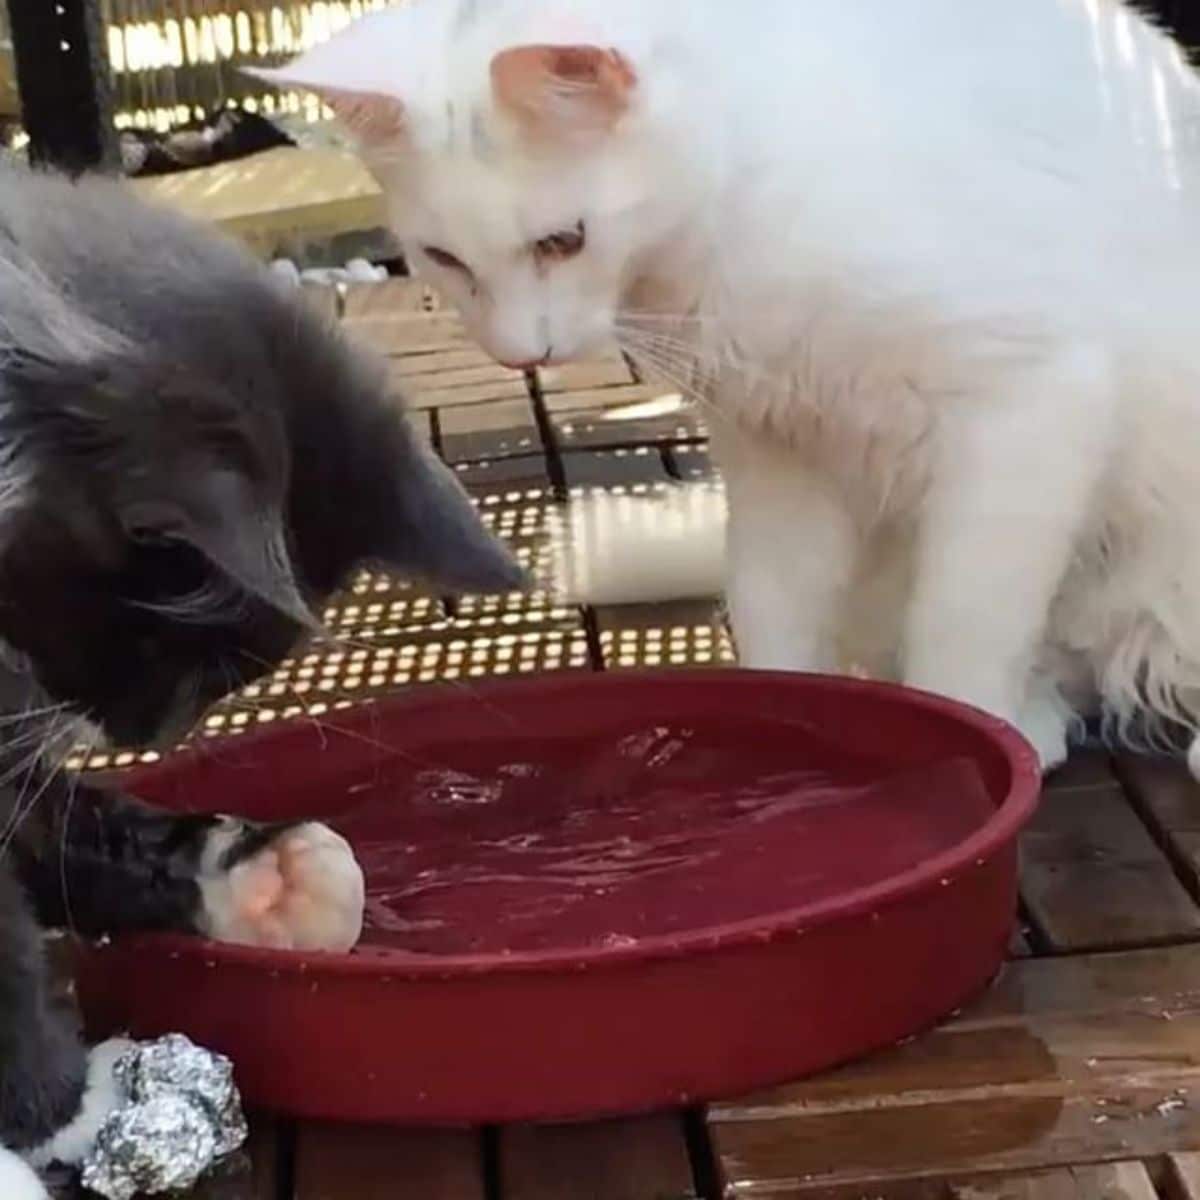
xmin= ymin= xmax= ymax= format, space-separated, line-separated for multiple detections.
xmin=319 ymin=88 xmax=406 ymax=147
xmin=491 ymin=44 xmax=637 ymax=134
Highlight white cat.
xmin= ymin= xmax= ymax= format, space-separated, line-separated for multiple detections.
xmin=271 ymin=0 xmax=1200 ymax=772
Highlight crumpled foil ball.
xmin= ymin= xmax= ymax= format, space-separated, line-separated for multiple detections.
xmin=79 ymin=1035 xmax=248 ymax=1200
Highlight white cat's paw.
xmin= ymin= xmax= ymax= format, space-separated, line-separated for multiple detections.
xmin=1015 ymin=694 xmax=1071 ymax=774
xmin=0 ymin=1149 xmax=48 ymax=1200
xmin=198 ymin=821 xmax=364 ymax=953
xmin=26 ymin=1038 xmax=133 ymax=1171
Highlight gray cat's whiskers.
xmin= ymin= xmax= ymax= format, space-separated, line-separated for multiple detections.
xmin=323 ymin=624 xmax=526 ymax=734
xmin=235 ymin=649 xmax=330 ymax=752
xmin=58 ymin=722 xmax=101 ymax=933
xmin=132 ymin=577 xmax=251 ymax=627
xmin=222 ymin=648 xmax=472 ymax=770
xmin=220 ymin=690 xmax=445 ymax=768
xmin=0 ymin=707 xmax=73 ymax=857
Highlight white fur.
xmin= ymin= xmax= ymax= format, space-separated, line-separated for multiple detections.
xmin=2 ymin=1036 xmax=136 ymax=1197
xmin=278 ymin=0 xmax=1200 ymax=771
xmin=550 ymin=484 xmax=726 ymax=605
xmin=0 ymin=1149 xmax=47 ymax=1200
xmin=25 ymin=1038 xmax=132 ymax=1170
xmin=197 ymin=821 xmax=365 ymax=953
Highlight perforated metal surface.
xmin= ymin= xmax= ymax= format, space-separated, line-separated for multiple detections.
xmin=597 ymin=602 xmax=735 ymax=672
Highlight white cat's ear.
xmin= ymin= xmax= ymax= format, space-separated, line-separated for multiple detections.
xmin=247 ymin=61 xmax=405 ymax=149
xmin=310 ymin=87 xmax=406 ymax=147
xmin=490 ymin=44 xmax=637 ymax=139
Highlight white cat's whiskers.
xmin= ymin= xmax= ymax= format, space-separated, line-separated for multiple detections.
xmin=613 ymin=326 xmax=730 ymax=426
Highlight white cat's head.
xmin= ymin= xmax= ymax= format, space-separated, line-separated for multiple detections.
xmin=261 ymin=0 xmax=705 ymax=367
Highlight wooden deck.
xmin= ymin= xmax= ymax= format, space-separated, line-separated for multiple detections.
xmin=93 ymin=280 xmax=1200 ymax=1199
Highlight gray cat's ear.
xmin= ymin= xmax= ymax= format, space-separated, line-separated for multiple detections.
xmin=122 ymin=469 xmax=319 ymax=629
xmin=373 ymin=446 xmax=525 ymax=594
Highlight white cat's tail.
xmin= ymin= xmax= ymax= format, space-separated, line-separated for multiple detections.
xmin=549 ymin=483 xmax=727 ymax=606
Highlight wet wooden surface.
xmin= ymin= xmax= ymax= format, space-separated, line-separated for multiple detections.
xmin=102 ymin=279 xmax=1200 ymax=1199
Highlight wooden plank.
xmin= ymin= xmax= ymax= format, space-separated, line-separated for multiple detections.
xmin=294 ymin=1124 xmax=484 ymax=1200
xmin=349 ymin=315 xmax=470 ymax=356
xmin=1020 ymin=751 xmax=1200 ymax=951
xmin=439 ymin=398 xmax=541 ymax=462
xmin=1168 ymin=1152 xmax=1200 ymax=1199
xmin=501 ymin=1115 xmax=697 ymax=1199
xmin=343 ymin=278 xmax=432 ymax=318
xmin=133 ymin=149 xmax=385 ymax=258
xmin=1070 ymin=1164 xmax=1159 ymax=1200
xmin=543 ymin=384 xmax=668 ymax=414
xmin=406 ymin=378 xmax=534 ymax=411
xmin=1116 ymin=754 xmax=1200 ymax=900
xmin=1043 ymin=752 xmax=1121 ymax=794
xmin=777 ymin=1163 xmax=1159 ymax=1200
xmin=388 ymin=349 xmax=501 ymax=378
xmin=408 ymin=364 xmax=527 ymax=392
xmin=538 ymin=357 xmax=635 ymax=393
xmin=711 ymin=947 xmax=1200 ymax=1197
xmin=182 ymin=1116 xmax=279 ymax=1199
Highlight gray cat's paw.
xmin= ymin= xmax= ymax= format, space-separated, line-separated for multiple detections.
xmin=25 ymin=1038 xmax=133 ymax=1172
xmin=197 ymin=821 xmax=364 ymax=953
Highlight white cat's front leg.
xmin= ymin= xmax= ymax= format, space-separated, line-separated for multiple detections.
xmin=903 ymin=348 xmax=1116 ymax=769
xmin=714 ymin=425 xmax=856 ymax=671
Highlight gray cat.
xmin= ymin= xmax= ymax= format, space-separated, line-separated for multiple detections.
xmin=0 ymin=166 xmax=517 ymax=1189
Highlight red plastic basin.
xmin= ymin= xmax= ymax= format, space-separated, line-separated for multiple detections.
xmin=75 ymin=671 xmax=1040 ymax=1124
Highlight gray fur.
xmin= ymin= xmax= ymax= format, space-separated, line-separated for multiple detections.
xmin=0 ymin=165 xmax=521 ymax=1165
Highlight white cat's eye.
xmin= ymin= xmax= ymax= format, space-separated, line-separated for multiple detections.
xmin=422 ymin=245 xmax=470 ymax=274
xmin=533 ymin=221 xmax=586 ymax=263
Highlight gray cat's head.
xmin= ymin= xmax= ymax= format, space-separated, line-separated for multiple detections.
xmin=0 ymin=171 xmax=519 ymax=748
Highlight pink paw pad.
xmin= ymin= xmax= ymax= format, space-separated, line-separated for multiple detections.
xmin=198 ymin=823 xmax=365 ymax=953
